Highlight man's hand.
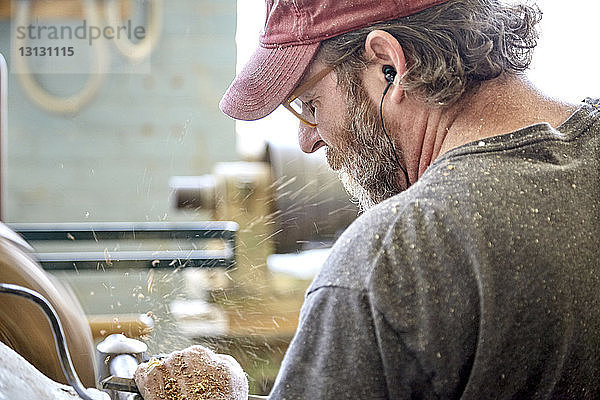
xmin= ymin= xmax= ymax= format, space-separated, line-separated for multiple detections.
xmin=134 ymin=345 xmax=248 ymax=400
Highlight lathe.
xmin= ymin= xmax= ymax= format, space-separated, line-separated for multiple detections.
xmin=0 ymin=222 xmax=267 ymax=399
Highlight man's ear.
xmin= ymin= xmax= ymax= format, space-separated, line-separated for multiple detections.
xmin=364 ymin=30 xmax=407 ymax=104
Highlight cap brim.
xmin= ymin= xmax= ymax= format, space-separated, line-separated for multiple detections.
xmin=219 ymin=42 xmax=321 ymax=121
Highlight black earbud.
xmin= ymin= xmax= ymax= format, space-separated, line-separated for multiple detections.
xmin=382 ymin=65 xmax=396 ymax=84
xmin=379 ymin=64 xmax=410 ymax=188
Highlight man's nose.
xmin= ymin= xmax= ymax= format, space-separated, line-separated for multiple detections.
xmin=298 ymin=124 xmax=326 ymax=153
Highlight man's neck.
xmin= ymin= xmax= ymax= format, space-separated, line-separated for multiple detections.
xmin=397 ymin=74 xmax=578 ymax=180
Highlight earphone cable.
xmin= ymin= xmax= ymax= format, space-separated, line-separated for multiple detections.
xmin=380 ymin=81 xmax=410 ymax=187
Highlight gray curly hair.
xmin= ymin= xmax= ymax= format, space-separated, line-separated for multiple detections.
xmin=318 ymin=0 xmax=542 ymax=106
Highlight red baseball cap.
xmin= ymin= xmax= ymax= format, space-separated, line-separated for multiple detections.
xmin=220 ymin=0 xmax=451 ymax=121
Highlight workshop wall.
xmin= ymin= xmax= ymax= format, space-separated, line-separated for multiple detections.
xmin=0 ymin=0 xmax=237 ymax=222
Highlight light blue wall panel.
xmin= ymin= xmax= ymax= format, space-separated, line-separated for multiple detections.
xmin=0 ymin=0 xmax=237 ymax=222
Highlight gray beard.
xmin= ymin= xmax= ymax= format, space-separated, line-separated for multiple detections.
xmin=337 ymin=167 xmax=378 ymax=211
xmin=325 ymin=79 xmax=407 ymax=213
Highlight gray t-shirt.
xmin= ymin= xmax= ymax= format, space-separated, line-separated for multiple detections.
xmin=269 ymin=98 xmax=600 ymax=399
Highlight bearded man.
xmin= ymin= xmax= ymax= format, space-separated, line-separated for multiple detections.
xmin=137 ymin=0 xmax=600 ymax=398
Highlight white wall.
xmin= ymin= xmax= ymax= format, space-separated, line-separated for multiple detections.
xmin=529 ymin=0 xmax=600 ymax=102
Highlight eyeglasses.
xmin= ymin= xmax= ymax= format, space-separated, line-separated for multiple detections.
xmin=282 ymin=65 xmax=335 ymax=128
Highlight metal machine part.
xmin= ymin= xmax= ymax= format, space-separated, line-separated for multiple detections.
xmin=102 ymin=376 xmax=142 ymax=395
xmin=170 ymin=146 xmax=358 ymax=254
xmin=172 ymin=162 xmax=276 ymax=287
xmin=97 ymin=334 xmax=148 ymax=400
xmin=169 ymin=175 xmax=217 ymax=213
xmin=265 ymin=141 xmax=358 ymax=252
xmin=0 ymin=283 xmax=96 ymax=400
xmin=0 ymin=223 xmax=96 ymax=386
xmin=10 ymin=221 xmax=238 ymax=348
xmin=97 ymin=334 xmax=148 ymax=382
xmin=10 ymin=221 xmax=238 ymax=270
